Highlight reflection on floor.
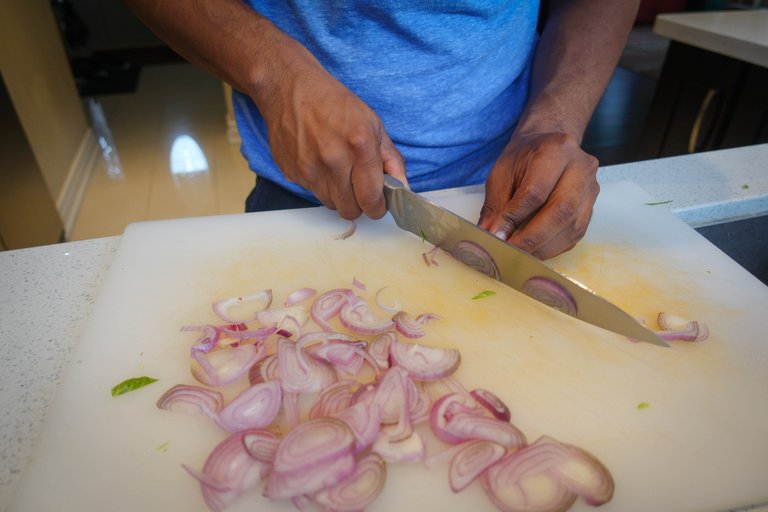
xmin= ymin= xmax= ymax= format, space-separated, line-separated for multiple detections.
xmin=68 ymin=63 xmax=255 ymax=241
xmin=70 ymin=50 xmax=662 ymax=240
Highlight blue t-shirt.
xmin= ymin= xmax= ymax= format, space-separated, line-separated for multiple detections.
xmin=234 ymin=1 xmax=539 ymax=202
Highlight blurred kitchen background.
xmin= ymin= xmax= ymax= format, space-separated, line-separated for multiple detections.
xmin=1 ymin=0 xmax=767 ymax=250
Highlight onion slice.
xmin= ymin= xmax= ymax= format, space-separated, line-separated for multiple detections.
xmin=284 ymin=287 xmax=317 ymax=307
xmin=522 ymin=277 xmax=577 ymax=316
xmin=215 ymin=380 xmax=282 ymax=432
xmin=656 ymin=312 xmax=709 ymax=342
xmin=187 ymin=429 xmax=270 ymax=512
xmin=389 ymin=339 xmax=460 ymax=381
xmin=449 ymin=440 xmax=507 ymax=492
xmin=471 ymin=388 xmax=512 ymax=422
xmin=312 ymin=453 xmax=386 ymax=512
xmin=241 ymin=429 xmax=280 ymax=463
xmin=156 ymin=384 xmax=223 ymax=418
xmin=191 ymin=343 xmax=266 ymax=388
xmin=311 ymin=288 xmax=355 ymax=331
xmin=267 ymin=418 xmax=356 ymax=500
xmin=451 ymin=240 xmax=500 ymax=279
xmin=393 ymin=311 xmax=426 ymax=339
xmin=212 ymin=290 xmax=273 ymax=323
xmin=339 ymin=296 xmax=395 ymax=335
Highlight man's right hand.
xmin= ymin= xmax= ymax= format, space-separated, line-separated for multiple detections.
xmin=122 ymin=0 xmax=406 ymax=219
xmin=256 ymin=38 xmax=407 ymax=219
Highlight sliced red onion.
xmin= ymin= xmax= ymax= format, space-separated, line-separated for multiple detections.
xmin=311 ymin=341 xmax=381 ymax=376
xmin=256 ymin=305 xmax=309 ymax=328
xmin=483 ymin=447 xmax=577 ymax=512
xmin=389 ymin=339 xmax=460 ymax=381
xmin=415 ymin=313 xmax=441 ymax=324
xmin=335 ymin=219 xmax=357 ymax=240
xmin=156 ymin=384 xmax=223 ymax=418
xmin=522 ymin=277 xmax=578 ymax=316
xmin=212 ymin=289 xmax=273 ymax=323
xmin=392 ymin=311 xmax=426 ymax=339
xmin=371 ymin=367 xmax=412 ymax=441
xmin=352 ymin=276 xmax=366 ymax=291
xmin=372 ymin=430 xmax=426 ymax=463
xmin=311 ymin=288 xmax=355 ymax=331
xmin=215 ymin=380 xmax=282 ymax=432
xmin=443 ymin=412 xmax=526 ymax=450
xmin=656 ymin=312 xmax=709 ymax=342
xmin=308 ymin=380 xmax=355 ymax=420
xmin=248 ymin=354 xmax=278 ymax=385
xmin=422 ymin=245 xmax=441 ymax=267
xmin=470 ymin=388 xmax=512 ymax=422
xmin=449 ymin=440 xmax=507 ymax=492
xmin=451 ymin=240 xmax=500 ymax=279
xmin=186 ymin=429 xmax=270 ymax=512
xmin=333 ymin=402 xmax=383 ymax=452
xmin=183 ymin=324 xmax=221 ymax=354
xmin=283 ymin=391 xmax=300 ymax=430
xmin=219 ymin=325 xmax=276 ymax=341
xmin=409 ymin=389 xmax=433 ymax=424
xmin=191 ymin=343 xmax=266 ymax=388
xmin=267 ymin=418 xmax=356 ymax=500
xmin=276 ymin=315 xmax=302 ymax=339
xmin=369 ymin=332 xmax=395 ymax=370
xmin=374 ymin=287 xmax=401 ymax=313
xmin=542 ymin=436 xmax=614 ymax=506
xmin=339 ymin=296 xmax=395 ymax=335
xmin=311 ymin=453 xmax=386 ymax=512
xmin=284 ymin=287 xmax=317 ymax=307
xmin=277 ymin=338 xmax=337 ymax=394
xmin=430 ymin=393 xmax=479 ymax=445
xmin=241 ymin=429 xmax=279 ymax=463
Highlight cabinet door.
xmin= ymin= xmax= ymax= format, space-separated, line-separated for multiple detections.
xmin=637 ymin=41 xmax=745 ymax=159
xmin=721 ymin=65 xmax=768 ymax=148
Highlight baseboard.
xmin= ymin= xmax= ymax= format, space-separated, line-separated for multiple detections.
xmin=56 ymin=128 xmax=99 ymax=238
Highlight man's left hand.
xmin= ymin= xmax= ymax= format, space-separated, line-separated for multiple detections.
xmin=477 ymin=131 xmax=599 ymax=260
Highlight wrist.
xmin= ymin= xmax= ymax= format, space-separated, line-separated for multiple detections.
xmin=514 ymin=93 xmax=589 ymax=144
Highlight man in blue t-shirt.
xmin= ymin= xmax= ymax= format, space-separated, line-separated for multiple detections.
xmin=125 ymin=0 xmax=639 ymax=259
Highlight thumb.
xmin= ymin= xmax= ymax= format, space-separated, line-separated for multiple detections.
xmin=380 ymin=131 xmax=409 ymax=189
xmin=477 ymin=171 xmax=511 ymax=239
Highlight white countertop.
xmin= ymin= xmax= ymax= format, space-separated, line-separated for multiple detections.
xmin=654 ymin=9 xmax=768 ymax=68
xmin=1 ymin=144 xmax=767 ymax=512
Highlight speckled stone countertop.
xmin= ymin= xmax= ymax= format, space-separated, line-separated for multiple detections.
xmin=1 ymin=144 xmax=766 ymax=512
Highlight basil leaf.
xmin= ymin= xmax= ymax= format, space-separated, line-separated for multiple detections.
xmin=111 ymin=376 xmax=159 ymax=397
xmin=471 ymin=290 xmax=496 ymax=300
xmin=637 ymin=401 xmax=651 ymax=410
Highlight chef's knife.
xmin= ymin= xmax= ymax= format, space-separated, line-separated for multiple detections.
xmin=383 ymin=175 xmax=668 ymax=347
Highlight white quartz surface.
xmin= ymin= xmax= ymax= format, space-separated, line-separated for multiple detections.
xmin=598 ymin=143 xmax=768 ymax=227
xmin=1 ymin=144 xmax=767 ymax=511
xmin=0 ymin=237 xmax=119 ymax=512
xmin=654 ymin=10 xmax=768 ymax=68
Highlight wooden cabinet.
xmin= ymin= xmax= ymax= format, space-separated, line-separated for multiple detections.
xmin=638 ymin=41 xmax=768 ymax=159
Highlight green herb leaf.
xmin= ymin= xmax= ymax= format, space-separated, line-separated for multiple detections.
xmin=420 ymin=229 xmax=427 ymax=243
xmin=471 ymin=290 xmax=496 ymax=300
xmin=645 ymin=200 xmax=673 ymax=206
xmin=111 ymin=376 xmax=158 ymax=397
xmin=156 ymin=441 xmax=170 ymax=452
xmin=742 ymin=184 xmax=750 ymax=190
xmin=637 ymin=401 xmax=651 ymax=410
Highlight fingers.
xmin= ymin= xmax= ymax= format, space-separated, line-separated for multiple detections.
xmin=511 ymin=177 xmax=599 ymax=259
xmin=479 ymin=132 xmax=600 ymax=259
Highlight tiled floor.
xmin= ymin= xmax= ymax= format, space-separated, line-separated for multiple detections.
xmin=68 ymin=63 xmax=255 ymax=241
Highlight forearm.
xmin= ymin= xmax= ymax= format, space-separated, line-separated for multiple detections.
xmin=121 ymin=0 xmax=316 ymax=109
xmin=517 ymin=0 xmax=640 ymax=142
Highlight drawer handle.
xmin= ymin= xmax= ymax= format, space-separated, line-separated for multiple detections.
xmin=688 ymin=89 xmax=718 ymax=153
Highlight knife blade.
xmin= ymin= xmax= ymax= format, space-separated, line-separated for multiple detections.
xmin=383 ymin=175 xmax=668 ymax=347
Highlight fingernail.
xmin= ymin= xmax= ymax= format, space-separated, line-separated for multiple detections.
xmin=494 ymin=230 xmax=506 ymax=240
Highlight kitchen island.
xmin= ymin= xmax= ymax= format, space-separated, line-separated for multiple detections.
xmin=1 ymin=143 xmax=767 ymax=512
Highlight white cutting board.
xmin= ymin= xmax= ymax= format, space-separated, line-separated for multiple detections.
xmin=9 ymin=182 xmax=768 ymax=512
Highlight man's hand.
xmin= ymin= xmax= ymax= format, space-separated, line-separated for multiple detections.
xmin=477 ymin=131 xmax=599 ymax=259
xmin=121 ymin=0 xmax=406 ymax=220
xmin=258 ymin=45 xmax=406 ymax=219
